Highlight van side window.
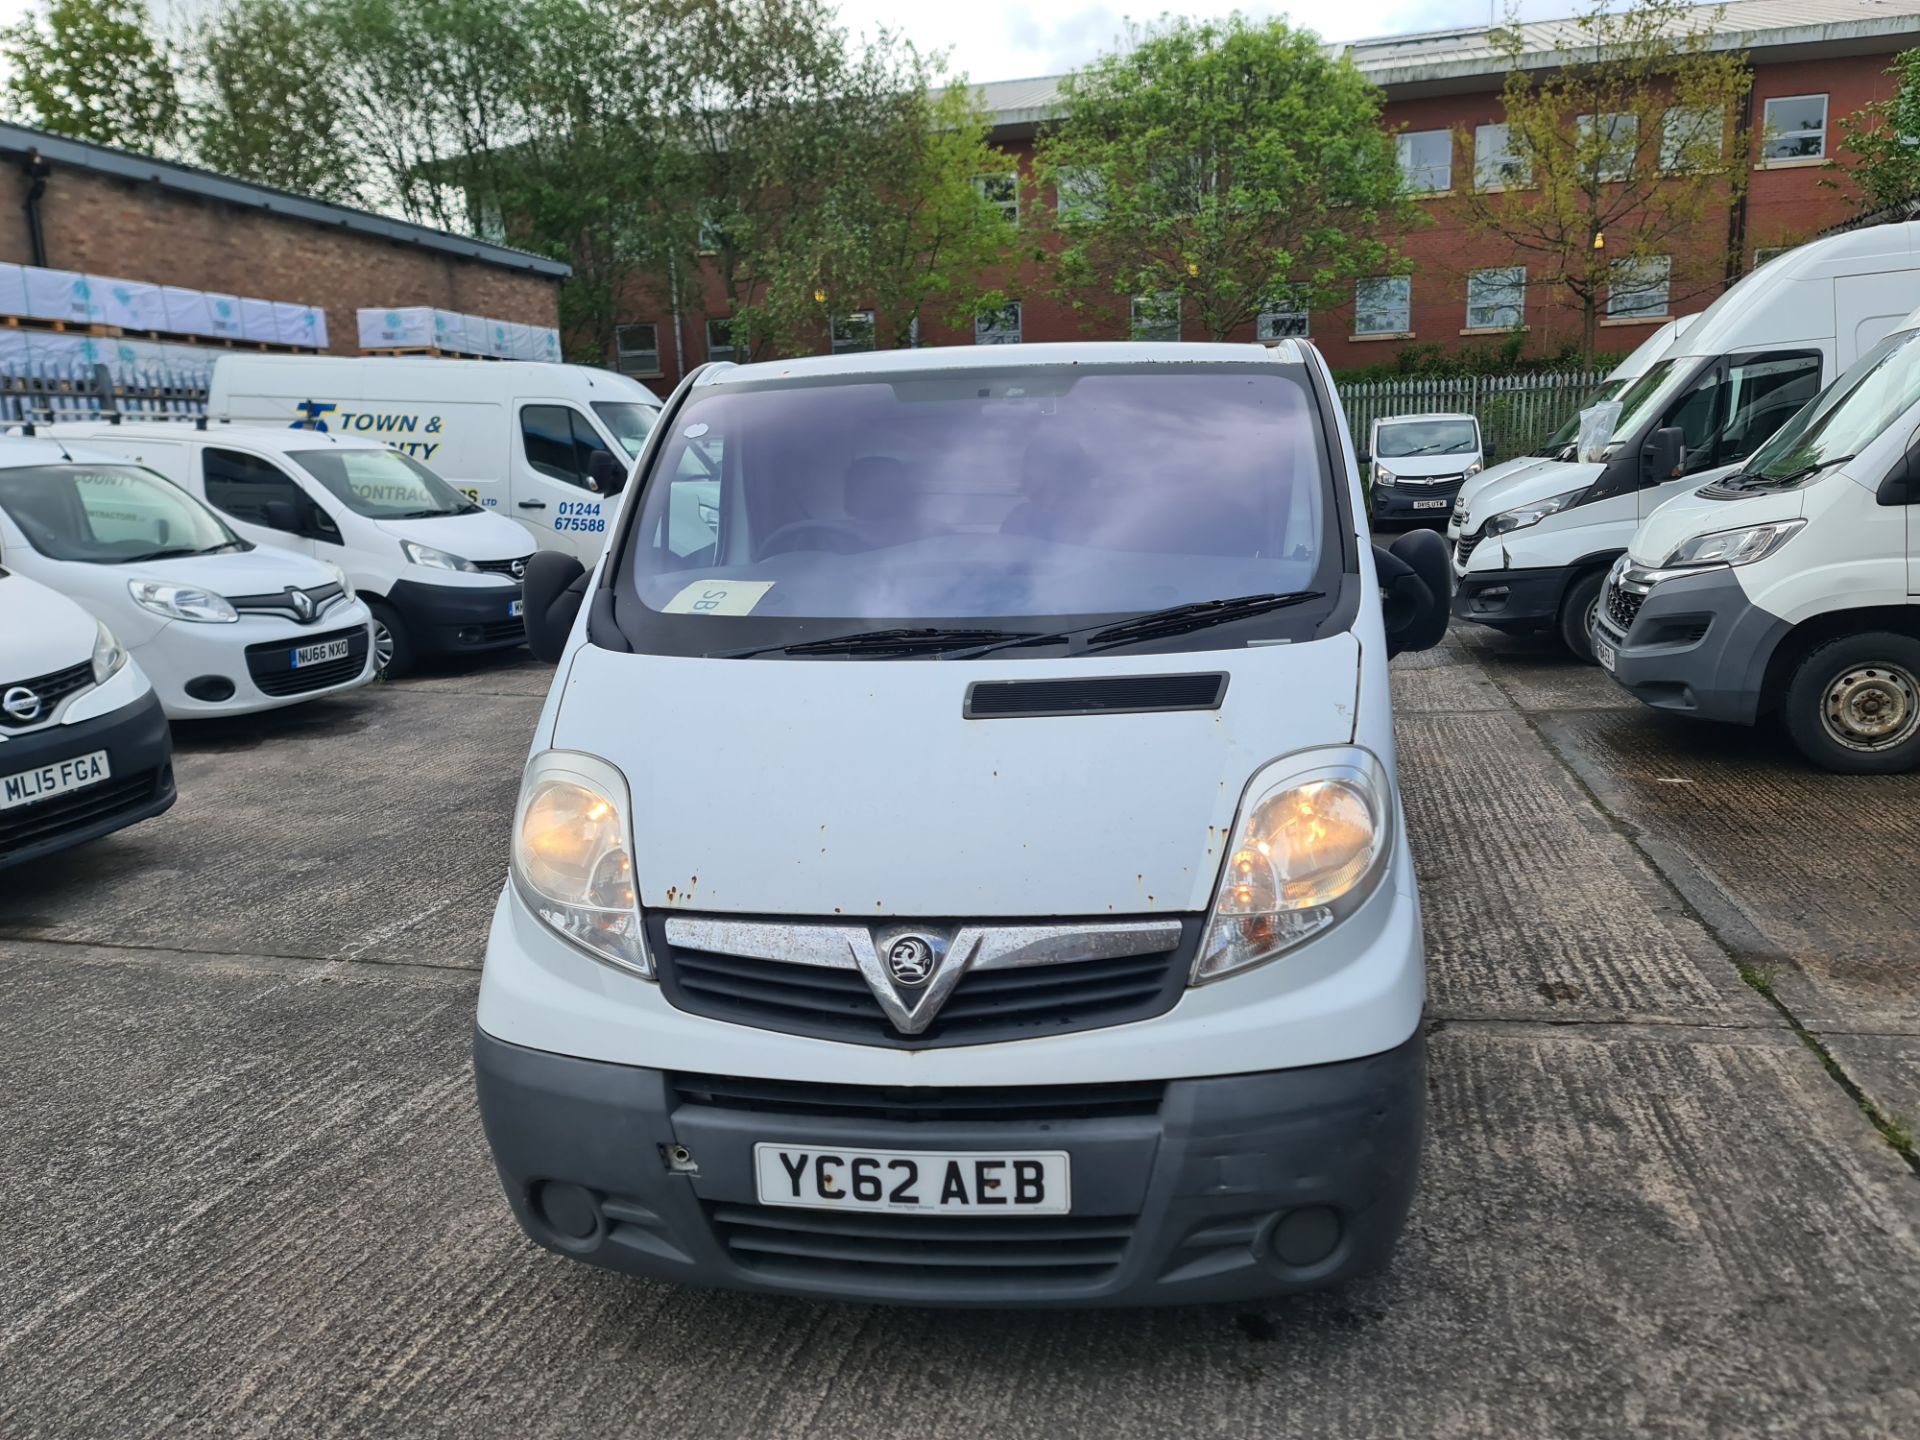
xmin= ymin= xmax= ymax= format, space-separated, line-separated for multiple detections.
xmin=520 ymin=404 xmax=614 ymax=488
xmin=1657 ymin=351 xmax=1823 ymax=479
xmin=202 ymin=448 xmax=309 ymax=530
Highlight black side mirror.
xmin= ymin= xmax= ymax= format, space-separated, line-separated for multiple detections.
xmin=1877 ymin=429 xmax=1920 ymax=505
xmin=1642 ymin=426 xmax=1685 ymax=485
xmin=1482 ymin=443 xmax=1498 ymax=463
xmin=1356 ymin=450 xmax=1371 ymax=467
xmin=587 ymin=449 xmax=627 ymax=496
xmin=1376 ymin=528 xmax=1450 ymax=659
xmin=523 ymin=550 xmax=588 ymax=663
xmin=261 ymin=499 xmax=300 ymax=533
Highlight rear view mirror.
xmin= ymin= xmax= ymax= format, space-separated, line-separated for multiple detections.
xmin=523 ymin=551 xmax=588 ymax=663
xmin=588 ymin=450 xmax=627 ymax=496
xmin=1642 ymin=426 xmax=1685 ymax=485
xmin=1356 ymin=450 xmax=1371 ymax=466
xmin=1376 ymin=529 xmax=1450 ymax=658
xmin=262 ymin=499 xmax=300 ymax=533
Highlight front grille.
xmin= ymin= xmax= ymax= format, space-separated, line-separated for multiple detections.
xmin=1397 ymin=471 xmax=1465 ymax=490
xmin=652 ymin=916 xmax=1195 ymax=1049
xmin=472 ymin=556 xmax=532 ymax=579
xmin=1455 ymin=530 xmax=1486 ymax=567
xmin=228 ymin=582 xmax=347 ymax=623
xmin=670 ymin=1072 xmax=1167 ymax=1122
xmin=472 ymin=618 xmax=525 ymax=646
xmin=244 ymin=625 xmax=369 ymax=697
xmin=0 ymin=660 xmax=92 ymax=729
xmin=0 ymin=764 xmax=168 ymax=861
xmin=1603 ymin=582 xmax=1644 ymax=635
xmin=706 ymin=1202 xmax=1134 ymax=1292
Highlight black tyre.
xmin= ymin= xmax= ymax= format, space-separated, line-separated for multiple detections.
xmin=1558 ymin=569 xmax=1606 ymax=662
xmin=366 ymin=599 xmax=416 ymax=679
xmin=1782 ymin=631 xmax=1920 ymax=774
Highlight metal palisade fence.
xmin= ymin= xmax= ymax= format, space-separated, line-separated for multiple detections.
xmin=0 ymin=359 xmax=210 ymax=426
xmin=1340 ymin=369 xmax=1607 ymax=459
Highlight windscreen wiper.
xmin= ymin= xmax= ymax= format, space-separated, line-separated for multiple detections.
xmin=942 ymin=591 xmax=1326 ymax=661
xmin=711 ymin=627 xmax=1045 ymax=659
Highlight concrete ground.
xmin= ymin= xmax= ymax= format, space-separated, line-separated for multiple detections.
xmin=3 ymin=627 xmax=1918 ymax=1439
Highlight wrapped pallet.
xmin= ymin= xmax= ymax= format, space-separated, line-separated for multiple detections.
xmin=274 ymin=301 xmax=325 ymax=349
xmin=160 ymin=286 xmax=213 ymax=337
xmin=98 ymin=278 xmax=167 ymax=332
xmin=505 ymin=321 xmax=535 ymax=360
xmin=207 ymin=293 xmax=245 ymax=340
xmin=23 ymin=267 xmax=103 ymax=325
xmin=432 ymin=309 xmax=467 ymax=352
xmin=0 ymin=263 xmax=28 ymax=319
xmin=536 ymin=327 xmax=562 ymax=363
xmin=240 ymin=297 xmax=278 ymax=343
xmin=359 ymin=306 xmax=434 ymax=349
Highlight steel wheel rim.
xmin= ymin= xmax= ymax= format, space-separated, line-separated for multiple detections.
xmin=371 ymin=618 xmax=395 ymax=674
xmin=1820 ymin=663 xmax=1920 ymax=752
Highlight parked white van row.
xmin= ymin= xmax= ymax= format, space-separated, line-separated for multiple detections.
xmin=207 ymin=356 xmax=662 ymax=563
xmin=1596 ymin=300 xmax=1920 ymax=773
xmin=1449 ymin=221 xmax=1920 ymax=660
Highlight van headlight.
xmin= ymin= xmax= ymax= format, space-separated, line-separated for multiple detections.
xmin=1194 ymin=748 xmax=1394 ymax=984
xmin=322 ymin=561 xmax=355 ymax=599
xmin=1484 ymin=488 xmax=1584 ymax=536
xmin=1464 ymin=461 xmax=1483 ymax=478
xmin=127 ymin=578 xmax=238 ymax=623
xmin=1661 ymin=519 xmax=1805 ymax=569
xmin=91 ymin=621 xmax=127 ymax=683
xmin=1373 ymin=463 xmax=1395 ymax=485
xmin=402 ymin=539 xmax=478 ymax=573
xmin=511 ymin=750 xmax=651 ymax=976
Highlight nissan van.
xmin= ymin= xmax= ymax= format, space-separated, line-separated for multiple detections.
xmin=473 ymin=341 xmax=1452 ymax=1306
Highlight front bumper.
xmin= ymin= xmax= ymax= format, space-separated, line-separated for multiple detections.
xmin=473 ymin=1025 xmax=1425 ymax=1307
xmin=1449 ymin=563 xmax=1571 ymax=632
xmin=1372 ymin=482 xmax=1465 ymax=520
xmin=1593 ymin=564 xmax=1788 ymax=725
xmin=0 ymin=690 xmax=176 ymax=868
xmin=388 ymin=578 xmax=525 ymax=657
xmin=140 ymin=606 xmax=375 ymax=719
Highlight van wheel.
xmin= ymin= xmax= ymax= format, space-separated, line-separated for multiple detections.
xmin=1782 ymin=632 xmax=1920 ymax=773
xmin=1558 ymin=570 xmax=1606 ymax=662
xmin=367 ymin=600 xmax=416 ymax=679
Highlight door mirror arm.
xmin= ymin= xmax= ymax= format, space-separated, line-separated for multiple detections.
xmin=1376 ymin=529 xmax=1450 ymax=659
xmin=522 ymin=551 xmax=589 ymax=663
xmin=587 ymin=450 xmax=628 ymax=496
xmin=1641 ymin=427 xmax=1685 ymax=487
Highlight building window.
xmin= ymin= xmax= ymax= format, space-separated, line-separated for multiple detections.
xmin=1753 ymin=245 xmax=1794 ymax=269
xmin=1661 ymin=105 xmax=1722 ymax=172
xmin=1256 ymin=287 xmax=1309 ymax=341
xmin=1761 ymin=94 xmax=1828 ymax=163
xmin=1397 ymin=130 xmax=1452 ymax=193
xmin=830 ymin=310 xmax=876 ymax=354
xmin=1466 ymin=267 xmax=1525 ymax=330
xmin=1577 ymin=112 xmax=1638 ymax=182
xmin=1130 ymin=292 xmax=1181 ymax=342
xmin=1355 ymin=276 xmax=1412 ymax=337
xmin=974 ymin=173 xmax=1019 ymax=223
xmin=1608 ymin=256 xmax=1671 ymax=320
xmin=1056 ymin=166 xmax=1106 ymax=224
xmin=705 ymin=317 xmax=736 ymax=364
xmin=974 ymin=301 xmax=1022 ymax=344
xmin=1473 ymin=123 xmax=1530 ymax=190
xmin=615 ymin=323 xmax=660 ymax=376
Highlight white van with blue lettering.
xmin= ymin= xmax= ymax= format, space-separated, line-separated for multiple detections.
xmin=207 ymin=355 xmax=661 ymax=563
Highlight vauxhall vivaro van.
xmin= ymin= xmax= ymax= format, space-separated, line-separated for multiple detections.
xmin=473 ymin=341 xmax=1452 ymax=1306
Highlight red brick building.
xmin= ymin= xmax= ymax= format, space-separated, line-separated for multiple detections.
xmin=617 ymin=0 xmax=1920 ymax=389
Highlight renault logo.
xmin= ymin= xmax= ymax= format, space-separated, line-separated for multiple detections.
xmin=289 ymin=588 xmax=316 ymax=623
xmin=886 ymin=936 xmax=936 ymax=987
xmin=2 ymin=685 xmax=43 ymax=723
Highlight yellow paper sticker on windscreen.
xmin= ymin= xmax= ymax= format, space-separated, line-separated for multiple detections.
xmin=662 ymin=580 xmax=776 ymax=616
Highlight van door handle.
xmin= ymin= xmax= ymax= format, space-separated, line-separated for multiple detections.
xmin=518 ymin=500 xmax=547 ymax=510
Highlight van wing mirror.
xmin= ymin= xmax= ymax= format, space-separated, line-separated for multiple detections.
xmin=1376 ymin=529 xmax=1450 ymax=659
xmin=523 ymin=551 xmax=589 ymax=663
xmin=587 ymin=449 xmax=627 ymax=496
xmin=261 ymin=499 xmax=301 ymax=533
xmin=1641 ymin=427 xmax=1685 ymax=485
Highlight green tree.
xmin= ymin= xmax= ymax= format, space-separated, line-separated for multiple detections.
xmin=0 ymin=0 xmax=182 ymax=153
xmin=1834 ymin=48 xmax=1920 ymax=214
xmin=1032 ymin=16 xmax=1413 ymax=343
xmin=1454 ymin=0 xmax=1752 ymax=358
xmin=192 ymin=0 xmax=358 ymax=200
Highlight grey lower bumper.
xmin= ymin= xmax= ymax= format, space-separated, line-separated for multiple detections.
xmin=473 ymin=1026 xmax=1426 ymax=1308
xmin=1595 ymin=566 xmax=1787 ymax=725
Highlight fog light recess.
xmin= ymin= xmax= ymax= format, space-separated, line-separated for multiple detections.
xmin=1271 ymin=1206 xmax=1342 ymax=1267
xmin=185 ymin=676 xmax=236 ymax=702
xmin=532 ymin=1180 xmax=600 ymax=1241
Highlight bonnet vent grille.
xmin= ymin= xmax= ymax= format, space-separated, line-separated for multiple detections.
xmin=963 ymin=673 xmax=1228 ymax=719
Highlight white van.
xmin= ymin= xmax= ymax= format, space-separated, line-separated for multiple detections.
xmin=1 ymin=567 xmax=175 ymax=868
xmin=473 ymin=341 xmax=1454 ymax=1306
xmin=51 ymin=422 xmax=534 ymax=676
xmin=207 ymin=355 xmax=662 ymax=562
xmin=1360 ymin=411 xmax=1483 ymax=524
xmin=1452 ymin=221 xmax=1920 ymax=659
xmin=0 ymin=437 xmax=375 ymax=717
xmin=1596 ymin=303 xmax=1920 ymax=773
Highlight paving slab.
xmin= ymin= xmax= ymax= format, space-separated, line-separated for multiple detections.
xmin=1540 ymin=708 xmax=1920 ymax=1036
xmin=0 ymin=685 xmax=536 ymax=969
xmin=1817 ymin=1031 xmax=1920 ymax=1150
xmin=3 ymin=942 xmax=1916 ymax=1440
xmin=1395 ymin=708 xmax=1772 ymax=1028
xmin=1386 ymin=638 xmax=1510 ymax=714
xmin=396 ymin=650 xmax=559 ymax=698
xmin=1455 ymin=624 xmax=1638 ymax=712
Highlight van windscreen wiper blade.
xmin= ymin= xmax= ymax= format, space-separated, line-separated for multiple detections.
xmin=712 ymin=627 xmax=1044 ymax=659
xmin=1081 ymin=591 xmax=1325 ymax=650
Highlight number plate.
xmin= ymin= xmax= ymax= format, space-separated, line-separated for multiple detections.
xmin=1412 ymin=498 xmax=1451 ymax=510
xmin=508 ymin=599 xmax=525 ymax=618
xmin=1595 ymin=636 xmax=1618 ymax=672
xmin=1 ymin=748 xmax=110 ymax=811
xmin=754 ymin=1144 xmax=1070 ymax=1216
xmin=291 ymin=638 xmax=350 ymax=669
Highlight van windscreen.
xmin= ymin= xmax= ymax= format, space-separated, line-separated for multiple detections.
xmin=290 ymin=448 xmax=479 ymax=519
xmin=592 ymin=402 xmax=658 ymax=457
xmin=612 ymin=363 xmax=1341 ymax=655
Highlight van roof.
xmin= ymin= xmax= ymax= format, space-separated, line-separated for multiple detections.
xmin=42 ymin=420 xmax=394 ymax=454
xmin=209 ymin=353 xmax=662 ymax=403
xmin=0 ymin=434 xmax=145 ymax=469
xmin=696 ymin=339 xmax=1311 ymax=388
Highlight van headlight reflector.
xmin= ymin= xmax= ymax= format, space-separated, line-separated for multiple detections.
xmin=127 ymin=578 xmax=238 ymax=623
xmin=511 ymin=750 xmax=651 ymax=976
xmin=1195 ymin=749 xmax=1393 ymax=984
xmin=1484 ymin=487 xmax=1583 ymax=536
xmin=1660 ymin=518 xmax=1805 ymax=569
xmin=91 ymin=621 xmax=127 ymax=683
